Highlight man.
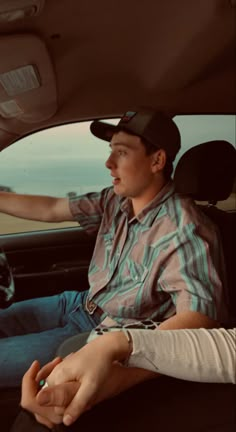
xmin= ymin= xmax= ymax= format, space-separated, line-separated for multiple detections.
xmin=0 ymin=108 xmax=225 ymax=388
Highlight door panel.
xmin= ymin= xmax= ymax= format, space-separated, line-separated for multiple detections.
xmin=0 ymin=227 xmax=95 ymax=301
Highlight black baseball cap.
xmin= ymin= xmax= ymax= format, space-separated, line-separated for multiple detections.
xmin=90 ymin=108 xmax=181 ymax=161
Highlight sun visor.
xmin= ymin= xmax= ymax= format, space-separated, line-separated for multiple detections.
xmin=0 ymin=34 xmax=57 ymax=123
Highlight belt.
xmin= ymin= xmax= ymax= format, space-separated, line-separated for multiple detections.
xmin=85 ymin=296 xmax=104 ymax=317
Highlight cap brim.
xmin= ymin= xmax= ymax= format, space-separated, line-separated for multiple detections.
xmin=90 ymin=121 xmax=117 ymax=142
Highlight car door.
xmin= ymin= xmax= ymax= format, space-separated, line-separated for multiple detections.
xmin=0 ymin=227 xmax=95 ymax=303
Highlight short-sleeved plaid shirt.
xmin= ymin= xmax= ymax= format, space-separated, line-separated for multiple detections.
xmin=70 ymin=181 xmax=227 ymax=325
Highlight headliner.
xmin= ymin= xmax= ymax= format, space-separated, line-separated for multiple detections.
xmin=0 ymin=0 xmax=235 ymax=150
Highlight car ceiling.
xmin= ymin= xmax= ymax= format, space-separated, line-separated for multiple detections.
xmin=0 ymin=0 xmax=235 ymax=151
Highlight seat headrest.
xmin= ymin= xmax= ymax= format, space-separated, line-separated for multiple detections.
xmin=174 ymin=140 xmax=236 ymax=201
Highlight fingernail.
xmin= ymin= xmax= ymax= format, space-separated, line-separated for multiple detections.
xmin=63 ymin=414 xmax=73 ymax=426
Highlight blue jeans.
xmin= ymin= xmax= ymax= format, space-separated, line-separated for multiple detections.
xmin=0 ymin=290 xmax=100 ymax=387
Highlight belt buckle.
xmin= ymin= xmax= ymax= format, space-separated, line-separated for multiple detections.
xmin=85 ymin=297 xmax=98 ymax=315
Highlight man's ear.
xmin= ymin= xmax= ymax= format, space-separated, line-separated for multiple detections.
xmin=151 ymin=149 xmax=166 ymax=173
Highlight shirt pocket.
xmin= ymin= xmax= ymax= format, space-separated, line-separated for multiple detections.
xmin=114 ymin=261 xmax=150 ymax=318
xmin=129 ymin=260 xmax=149 ymax=283
xmin=120 ymin=260 xmax=149 ymax=294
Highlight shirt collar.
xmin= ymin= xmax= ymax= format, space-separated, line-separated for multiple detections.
xmin=119 ymin=180 xmax=175 ymax=226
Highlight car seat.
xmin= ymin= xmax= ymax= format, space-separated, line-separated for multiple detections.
xmin=174 ymin=140 xmax=236 ymax=325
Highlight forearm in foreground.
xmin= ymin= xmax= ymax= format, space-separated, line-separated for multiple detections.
xmin=128 ymin=328 xmax=236 ymax=383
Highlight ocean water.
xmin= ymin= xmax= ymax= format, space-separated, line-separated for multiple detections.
xmin=0 ymin=158 xmax=111 ymax=196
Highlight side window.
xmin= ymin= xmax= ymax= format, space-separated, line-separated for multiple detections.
xmin=0 ymin=121 xmax=114 ymax=234
xmin=0 ymin=115 xmax=235 ymax=235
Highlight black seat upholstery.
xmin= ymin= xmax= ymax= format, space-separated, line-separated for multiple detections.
xmin=174 ymin=140 xmax=236 ymax=325
xmin=174 ymin=140 xmax=236 ymax=202
xmin=199 ymin=207 xmax=236 ymax=325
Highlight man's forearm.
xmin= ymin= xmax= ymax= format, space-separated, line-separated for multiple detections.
xmin=0 ymin=192 xmax=71 ymax=222
xmin=158 ymin=310 xmax=218 ymax=330
xmin=94 ymin=362 xmax=157 ymax=405
xmin=85 ymin=310 xmax=218 ymax=394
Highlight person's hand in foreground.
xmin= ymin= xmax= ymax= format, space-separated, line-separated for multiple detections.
xmin=21 ymin=356 xmax=80 ymax=429
xmin=22 ymin=331 xmax=156 ymax=428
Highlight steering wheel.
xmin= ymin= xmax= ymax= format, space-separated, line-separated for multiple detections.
xmin=0 ymin=251 xmax=15 ymax=308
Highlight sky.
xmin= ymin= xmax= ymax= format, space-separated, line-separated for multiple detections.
xmin=0 ymin=115 xmax=235 ymax=196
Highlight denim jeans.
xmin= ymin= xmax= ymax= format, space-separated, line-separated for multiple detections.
xmin=0 ymin=290 xmax=100 ymax=387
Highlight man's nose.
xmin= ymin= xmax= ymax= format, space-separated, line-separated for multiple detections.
xmin=105 ymin=153 xmax=116 ymax=169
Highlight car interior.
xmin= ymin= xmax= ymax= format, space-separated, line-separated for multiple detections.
xmin=0 ymin=1 xmax=235 ymax=431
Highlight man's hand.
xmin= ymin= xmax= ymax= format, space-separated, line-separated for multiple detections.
xmin=21 ymin=332 xmax=157 ymax=428
xmin=35 ymin=333 xmax=120 ymax=425
xmin=20 ymin=332 xmax=129 ymax=428
xmin=21 ymin=357 xmax=79 ymax=429
xmin=37 ymin=361 xmax=156 ymax=427
xmin=36 ymin=332 xmax=156 ymax=426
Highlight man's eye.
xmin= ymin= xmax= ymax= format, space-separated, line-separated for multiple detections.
xmin=118 ymin=150 xmax=127 ymax=156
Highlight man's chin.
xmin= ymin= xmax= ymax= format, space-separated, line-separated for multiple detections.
xmin=113 ymin=185 xmax=126 ymax=197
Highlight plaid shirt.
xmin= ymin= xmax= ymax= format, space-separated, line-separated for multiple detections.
xmin=70 ymin=181 xmax=227 ymax=325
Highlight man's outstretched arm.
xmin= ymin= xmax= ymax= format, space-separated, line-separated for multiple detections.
xmin=0 ymin=191 xmax=72 ymax=222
